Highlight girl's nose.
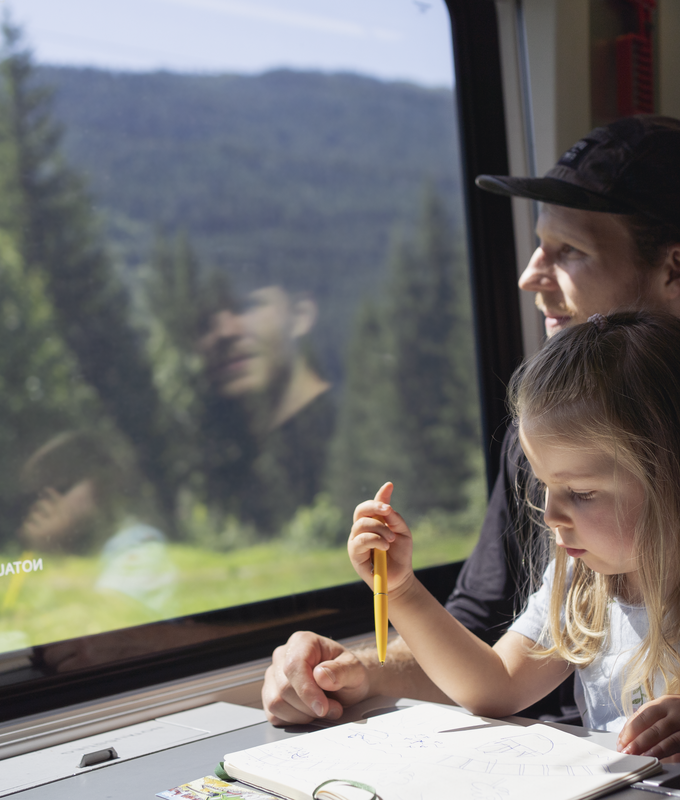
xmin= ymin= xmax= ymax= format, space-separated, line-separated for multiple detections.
xmin=518 ymin=247 xmax=559 ymax=293
xmin=543 ymin=489 xmax=571 ymax=530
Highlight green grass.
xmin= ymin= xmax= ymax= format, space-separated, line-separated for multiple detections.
xmin=0 ymin=533 xmax=478 ymax=651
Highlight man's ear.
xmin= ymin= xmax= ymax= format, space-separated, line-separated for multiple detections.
xmin=662 ymin=243 xmax=680 ymax=302
xmin=291 ymin=297 xmax=318 ymax=339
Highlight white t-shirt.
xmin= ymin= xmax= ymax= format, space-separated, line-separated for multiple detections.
xmin=509 ymin=561 xmax=652 ymax=731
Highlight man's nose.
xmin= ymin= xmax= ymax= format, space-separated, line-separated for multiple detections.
xmin=198 ymin=311 xmax=243 ymax=353
xmin=212 ymin=310 xmax=243 ymax=339
xmin=518 ymin=247 xmax=559 ymax=293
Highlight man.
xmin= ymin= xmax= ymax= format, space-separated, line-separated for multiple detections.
xmin=261 ymin=115 xmax=680 ymax=724
xmin=198 ymin=280 xmax=335 ymax=534
xmin=199 ymin=284 xmax=331 ymax=430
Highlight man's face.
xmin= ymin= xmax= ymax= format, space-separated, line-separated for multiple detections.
xmin=518 ymin=205 xmax=663 ymax=336
xmin=198 ymin=286 xmax=299 ymax=398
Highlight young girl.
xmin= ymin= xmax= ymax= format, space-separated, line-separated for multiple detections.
xmin=349 ymin=310 xmax=680 ymax=762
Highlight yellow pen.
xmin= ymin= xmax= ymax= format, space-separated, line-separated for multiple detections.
xmin=373 ymin=548 xmax=388 ymax=666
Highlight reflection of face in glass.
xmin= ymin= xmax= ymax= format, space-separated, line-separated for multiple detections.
xmin=21 ymin=481 xmax=99 ymax=552
xmin=18 ymin=432 xmax=141 ymax=555
xmin=198 ymin=286 xmax=315 ymax=399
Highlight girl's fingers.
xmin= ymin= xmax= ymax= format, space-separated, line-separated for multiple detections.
xmin=374 ymin=482 xmax=394 ymax=505
xmin=353 ymin=499 xmax=391 ymax=523
xmin=349 ymin=531 xmax=390 ymax=555
xmin=619 ymin=708 xmax=661 ymax=754
xmin=352 ymin=483 xmax=395 ymax=522
xmin=352 ymin=502 xmax=410 ymax=539
xmin=348 ymin=533 xmax=392 ymax=557
xmin=633 ymin=732 xmax=680 ymax=760
xmin=619 ymin=698 xmax=680 ymax=757
xmin=349 ymin=517 xmax=395 ymax=543
xmin=652 ymin=733 xmax=680 ymax=761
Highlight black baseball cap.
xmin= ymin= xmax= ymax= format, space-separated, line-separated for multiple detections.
xmin=476 ymin=115 xmax=680 ymax=229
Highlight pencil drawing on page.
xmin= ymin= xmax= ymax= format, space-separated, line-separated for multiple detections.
xmin=223 ymin=704 xmax=659 ymax=800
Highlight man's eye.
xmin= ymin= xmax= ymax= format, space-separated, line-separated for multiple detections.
xmin=560 ymin=244 xmax=582 ymax=258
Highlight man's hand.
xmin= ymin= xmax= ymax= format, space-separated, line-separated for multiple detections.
xmin=261 ymin=631 xmax=372 ymax=726
xmin=618 ymin=696 xmax=680 ymax=762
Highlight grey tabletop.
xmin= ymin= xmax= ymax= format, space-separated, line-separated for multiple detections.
xmin=8 ymin=719 xmax=298 ymax=800
xmin=4 ymin=698 xmax=674 ymax=800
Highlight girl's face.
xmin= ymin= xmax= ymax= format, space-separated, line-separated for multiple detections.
xmin=21 ymin=479 xmax=99 ymax=552
xmin=520 ymin=423 xmax=645 ymax=598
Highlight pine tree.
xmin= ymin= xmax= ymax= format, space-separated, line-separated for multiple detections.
xmin=137 ymin=230 xmax=214 ymax=488
xmin=388 ymin=185 xmax=480 ymax=514
xmin=0 ymin=19 xmax=177 ymax=522
xmin=328 ymin=297 xmax=411 ymax=517
xmin=329 ymin=185 xmax=481 ymax=520
xmin=144 ymin=230 xmax=203 ymax=351
xmin=0 ymin=227 xmax=102 ymax=545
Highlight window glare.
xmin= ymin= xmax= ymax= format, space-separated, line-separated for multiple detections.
xmin=10 ymin=0 xmax=455 ymax=87
xmin=0 ymin=0 xmax=484 ymax=654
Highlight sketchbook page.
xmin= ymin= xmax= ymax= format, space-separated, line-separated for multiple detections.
xmin=224 ymin=704 xmax=493 ymax=800
xmin=223 ymin=705 xmax=658 ymax=800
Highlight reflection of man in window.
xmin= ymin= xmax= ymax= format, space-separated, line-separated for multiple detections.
xmin=198 ymin=283 xmax=335 ymax=535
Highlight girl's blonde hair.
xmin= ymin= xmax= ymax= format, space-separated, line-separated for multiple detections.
xmin=508 ymin=310 xmax=680 ymax=714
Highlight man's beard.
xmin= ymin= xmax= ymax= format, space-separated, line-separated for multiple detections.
xmin=534 ymin=293 xmax=577 ymax=318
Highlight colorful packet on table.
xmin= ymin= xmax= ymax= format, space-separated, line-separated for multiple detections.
xmin=157 ymin=775 xmax=280 ymax=800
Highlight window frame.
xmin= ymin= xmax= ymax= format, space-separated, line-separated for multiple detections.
xmin=0 ymin=0 xmax=522 ymax=724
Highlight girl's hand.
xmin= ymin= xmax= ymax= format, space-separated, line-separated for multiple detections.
xmin=618 ymin=695 xmax=680 ymax=762
xmin=348 ymin=482 xmax=415 ymax=598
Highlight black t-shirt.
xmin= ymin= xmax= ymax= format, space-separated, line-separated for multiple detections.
xmin=202 ymin=389 xmax=336 ymax=536
xmin=248 ymin=390 xmax=336 ymax=532
xmin=445 ymin=425 xmax=578 ymax=722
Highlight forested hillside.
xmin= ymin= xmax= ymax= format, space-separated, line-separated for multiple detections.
xmin=1 ymin=23 xmax=485 ymax=639
xmin=39 ymin=66 xmax=462 ymax=271
xmin=37 ymin=66 xmax=464 ymax=378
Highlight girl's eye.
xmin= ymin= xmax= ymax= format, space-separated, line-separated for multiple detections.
xmin=569 ymin=489 xmax=595 ymax=502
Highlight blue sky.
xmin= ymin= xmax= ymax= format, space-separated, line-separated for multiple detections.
xmin=3 ymin=0 xmax=455 ymax=87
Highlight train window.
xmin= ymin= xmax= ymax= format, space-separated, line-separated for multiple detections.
xmin=0 ymin=0 xmax=514 ymax=718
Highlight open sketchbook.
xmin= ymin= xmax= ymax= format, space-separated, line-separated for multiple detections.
xmin=222 ymin=704 xmax=659 ymax=800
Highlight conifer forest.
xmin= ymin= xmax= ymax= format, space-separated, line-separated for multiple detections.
xmin=0 ymin=19 xmax=485 ymax=646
